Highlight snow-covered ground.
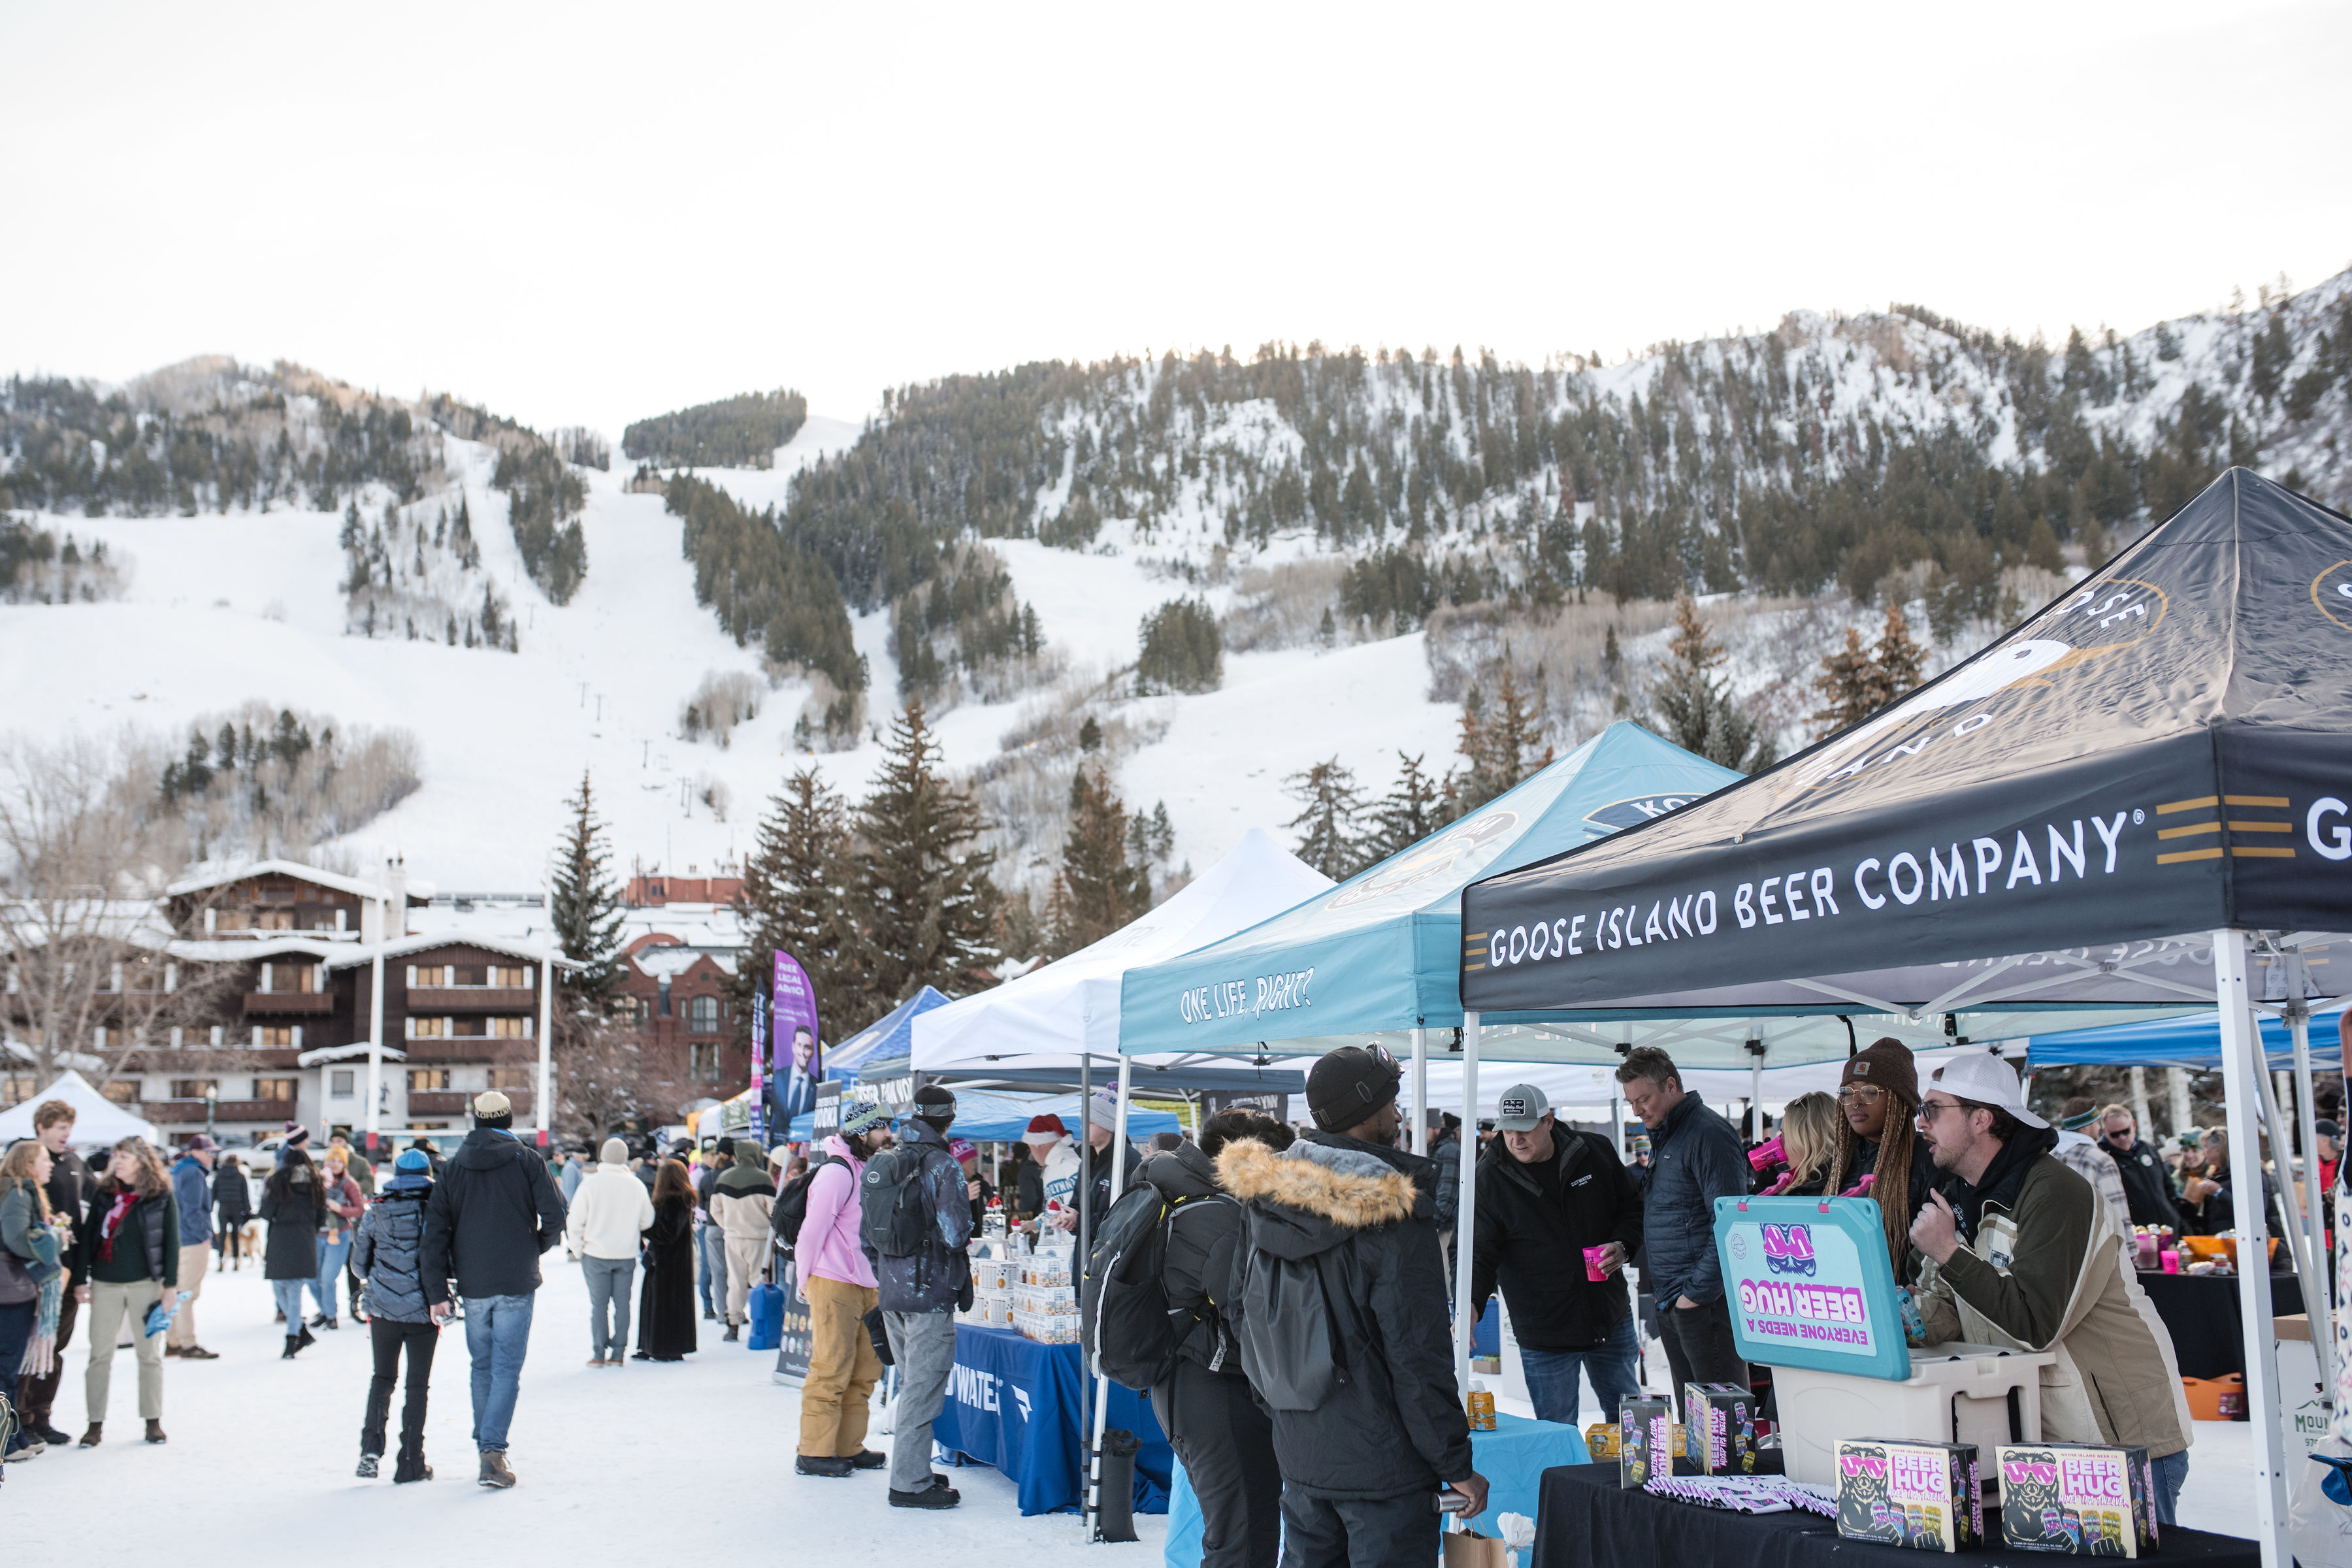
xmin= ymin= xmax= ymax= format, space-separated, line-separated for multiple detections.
xmin=5 ymin=1250 xmax=2261 ymax=1555
xmin=7 ymin=1250 xmax=1164 ymax=1559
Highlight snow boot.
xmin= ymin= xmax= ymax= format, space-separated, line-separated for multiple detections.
xmin=795 ymin=1454 xmax=853 ymax=1478
xmin=144 ymin=1420 xmax=167 ymax=1444
xmin=78 ymin=1424 xmax=102 ymax=1448
xmin=723 ymin=1322 xmax=740 ymax=1343
xmin=394 ymin=1456 xmax=434 ymax=1484
xmin=283 ymin=1336 xmax=301 ymax=1360
xmin=889 ymin=1476 xmax=961 ymax=1509
xmin=357 ymin=1454 xmax=380 ymax=1478
xmin=847 ymin=1449 xmax=888 ymax=1470
xmin=298 ymin=1324 xmax=318 ymax=1351
xmin=479 ymin=1451 xmax=517 ymax=1488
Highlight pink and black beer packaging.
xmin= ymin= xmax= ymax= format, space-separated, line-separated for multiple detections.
xmin=1618 ymin=1396 xmax=1673 ymax=1488
xmin=1684 ymin=1381 xmax=1757 ymax=1475
xmin=1835 ymin=1439 xmax=1984 ymax=1552
xmin=1996 ymin=1443 xmax=2159 ymax=1556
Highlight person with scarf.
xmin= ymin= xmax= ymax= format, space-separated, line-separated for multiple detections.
xmin=1823 ymin=1038 xmax=1947 ymax=1282
xmin=1909 ymin=1054 xmax=2192 ymax=1525
xmin=261 ymin=1132 xmax=327 ymax=1358
xmin=76 ymin=1135 xmax=180 ymax=1447
xmin=1 ymin=1139 xmax=72 ymax=1460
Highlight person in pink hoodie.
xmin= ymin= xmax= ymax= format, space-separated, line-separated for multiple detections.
xmin=794 ymin=1103 xmax=893 ymax=1478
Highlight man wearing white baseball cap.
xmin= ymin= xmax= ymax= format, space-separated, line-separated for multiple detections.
xmin=1908 ymin=1053 xmax=2193 ymax=1524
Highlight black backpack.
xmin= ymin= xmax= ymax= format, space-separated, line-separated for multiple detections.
xmin=858 ymin=1142 xmax=943 ymax=1259
xmin=1081 ymin=1184 xmax=1229 ymax=1392
xmin=1227 ymin=1203 xmax=1350 ymax=1411
xmin=769 ymin=1154 xmax=834 ymax=1257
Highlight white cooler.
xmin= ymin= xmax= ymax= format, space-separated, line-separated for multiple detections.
xmin=1771 ymin=1342 xmax=2056 ymax=1484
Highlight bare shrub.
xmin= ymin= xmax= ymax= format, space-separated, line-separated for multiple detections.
xmin=1220 ymin=557 xmax=1347 ymax=652
xmin=683 ymin=670 xmax=764 ymax=747
xmin=696 ymin=774 xmax=733 ymax=821
xmin=975 ymin=680 xmax=1171 ymax=899
xmin=792 ymin=672 xmax=866 ymax=754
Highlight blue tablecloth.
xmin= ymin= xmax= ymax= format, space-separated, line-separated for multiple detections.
xmin=931 ymin=1322 xmax=1172 ymax=1517
xmin=1164 ymin=1411 xmax=1588 ymax=1568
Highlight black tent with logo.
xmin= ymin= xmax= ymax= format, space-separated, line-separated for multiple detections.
xmin=1461 ymin=468 xmax=2349 ymax=1024
xmin=1457 ymin=468 xmax=2352 ymax=1568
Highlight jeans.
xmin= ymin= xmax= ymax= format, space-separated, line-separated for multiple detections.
xmin=1280 ymin=1486 xmax=1436 ymax=1568
xmin=1519 ymin=1314 xmax=1642 ymax=1429
xmin=582 ymin=1255 xmax=635 ymax=1361
xmin=313 ymin=1235 xmax=353 ymax=1318
xmin=698 ymin=1224 xmax=725 ymax=1315
xmin=464 ymin=1292 xmax=534 ymax=1453
xmin=881 ymin=1309 xmax=958 ymax=1492
xmin=1655 ymin=1293 xmax=1749 ymax=1401
xmin=363 ymin=1318 xmax=439 ymax=1462
xmin=2151 ymin=1448 xmax=2189 ymax=1527
xmin=272 ymin=1279 xmax=308 ymax=1330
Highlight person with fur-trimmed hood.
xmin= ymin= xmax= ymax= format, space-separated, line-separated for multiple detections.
xmin=1218 ymin=1046 xmax=1487 ymax=1568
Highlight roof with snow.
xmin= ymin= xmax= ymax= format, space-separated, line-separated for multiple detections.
xmin=321 ymin=932 xmax=580 ymax=970
xmin=165 ymin=858 xmax=435 ymax=904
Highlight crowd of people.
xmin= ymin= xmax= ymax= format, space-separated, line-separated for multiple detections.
xmin=0 ymin=1034 xmax=2328 ymax=1559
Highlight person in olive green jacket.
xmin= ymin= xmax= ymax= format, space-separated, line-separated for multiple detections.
xmin=76 ymin=1136 xmax=181 ymax=1448
xmin=1909 ymin=1055 xmax=2191 ymax=1525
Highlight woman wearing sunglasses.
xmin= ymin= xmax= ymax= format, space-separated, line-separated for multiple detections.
xmin=1822 ymin=1039 xmax=1948 ymax=1282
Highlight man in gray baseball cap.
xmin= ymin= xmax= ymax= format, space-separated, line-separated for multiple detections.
xmin=1909 ymin=1054 xmax=2191 ymax=1524
xmin=1468 ymin=1083 xmax=1644 ymax=1428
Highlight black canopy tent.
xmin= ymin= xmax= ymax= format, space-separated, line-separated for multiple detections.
xmin=1460 ymin=469 xmax=2352 ymax=1568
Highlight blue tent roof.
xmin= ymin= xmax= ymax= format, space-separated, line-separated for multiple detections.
xmin=2027 ymin=1006 xmax=2345 ymax=1070
xmin=1118 ymin=722 xmax=1742 ymax=1055
xmin=788 ymin=1089 xmax=1182 ymax=1145
xmin=824 ymin=986 xmax=953 ymax=1080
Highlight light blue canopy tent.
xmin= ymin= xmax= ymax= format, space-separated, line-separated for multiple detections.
xmin=1118 ymin=721 xmax=1742 ymax=1056
xmin=2027 ymin=1004 xmax=2346 ymax=1071
xmin=787 ymin=1088 xmax=1181 ymax=1145
xmin=822 ymin=986 xmax=953 ymax=1081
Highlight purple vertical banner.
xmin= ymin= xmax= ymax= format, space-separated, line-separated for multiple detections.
xmin=748 ymin=990 xmax=770 ymax=1145
xmin=773 ymin=951 xmax=823 ymax=1129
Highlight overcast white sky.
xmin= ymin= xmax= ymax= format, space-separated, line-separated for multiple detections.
xmin=5 ymin=1 xmax=2347 ymax=440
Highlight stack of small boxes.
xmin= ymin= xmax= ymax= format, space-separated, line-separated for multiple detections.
xmin=1013 ymin=1243 xmax=1079 ymax=1343
xmin=1685 ymin=1382 xmax=1759 ymax=1476
xmin=969 ymin=1254 xmax=1015 ymax=1329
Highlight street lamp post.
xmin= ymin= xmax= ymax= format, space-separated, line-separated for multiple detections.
xmin=204 ymin=1083 xmax=218 ymax=1142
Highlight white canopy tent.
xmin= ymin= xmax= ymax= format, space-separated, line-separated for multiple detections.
xmin=0 ymin=1070 xmax=162 ymax=1145
xmin=911 ymin=826 xmax=1334 ymax=1077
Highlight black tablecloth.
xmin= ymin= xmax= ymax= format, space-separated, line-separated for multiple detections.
xmin=2136 ymin=1269 xmax=2303 ymax=1379
xmin=1532 ymin=1464 xmax=2260 ymax=1568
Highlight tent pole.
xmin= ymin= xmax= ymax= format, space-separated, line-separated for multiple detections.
xmin=1453 ymin=1011 xmax=1480 ymax=1397
xmin=1610 ymin=1092 xmax=1624 ymax=1160
xmin=2253 ymin=1056 xmax=2320 ymax=1346
xmin=2167 ymin=1068 xmax=2193 ymax=1139
xmin=2214 ymin=929 xmax=2289 ymax=1568
xmin=1748 ymin=1034 xmax=1765 ymax=1140
xmin=2128 ymin=1067 xmax=2151 ymax=1147
xmin=1412 ymin=1027 xmax=1428 ymax=1156
xmin=2287 ymin=951 xmax=2334 ymax=1400
xmin=1087 ymin=1053 xmax=1134 ymax=1541
xmin=1078 ymin=1050 xmax=1092 ymax=1537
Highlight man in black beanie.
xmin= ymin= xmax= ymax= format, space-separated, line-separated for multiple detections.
xmin=864 ymin=1083 xmax=971 ymax=1509
xmin=1217 ymin=1045 xmax=1485 ymax=1568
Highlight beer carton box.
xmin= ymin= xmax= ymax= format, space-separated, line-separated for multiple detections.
xmin=1618 ymin=1397 xmax=1673 ymax=1489
xmin=1996 ymin=1443 xmax=2158 ymax=1556
xmin=1686 ymin=1381 xmax=1758 ymax=1475
xmin=1835 ymin=1439 xmax=1983 ymax=1552
xmin=1584 ymin=1422 xmax=1620 ymax=1461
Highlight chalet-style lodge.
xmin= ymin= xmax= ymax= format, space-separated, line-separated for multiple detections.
xmin=3 ymin=857 xmax=755 ymax=1144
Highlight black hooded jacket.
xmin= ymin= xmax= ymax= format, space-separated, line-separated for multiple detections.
xmin=1469 ymin=1128 xmax=1642 ymax=1351
xmin=420 ymin=1128 xmax=566 ymax=1303
xmin=1142 ymin=1141 xmax=1244 ymax=1375
xmin=1217 ymin=1130 xmax=1473 ymax=1501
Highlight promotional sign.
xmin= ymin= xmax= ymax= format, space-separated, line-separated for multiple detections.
xmin=748 ymin=990 xmax=769 ymax=1144
xmin=1714 ymin=1195 xmax=1910 ymax=1380
xmin=770 ymin=1265 xmax=814 ymax=1386
xmin=773 ymin=951 xmax=823 ymax=1125
xmin=811 ymin=1081 xmax=842 ymax=1142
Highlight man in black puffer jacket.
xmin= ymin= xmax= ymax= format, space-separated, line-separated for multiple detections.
xmin=1616 ymin=1046 xmax=1751 ymax=1400
xmin=353 ymin=1148 xmax=446 ymax=1482
xmin=1220 ymin=1047 xmax=1486 ymax=1568
xmin=1147 ymin=1113 xmax=1290 ymax=1568
xmin=420 ymin=1093 xmax=565 ymax=1490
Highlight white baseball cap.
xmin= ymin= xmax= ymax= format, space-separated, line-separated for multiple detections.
xmin=1925 ymin=1053 xmax=2048 ymax=1130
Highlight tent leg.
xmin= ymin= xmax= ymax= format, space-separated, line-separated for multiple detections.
xmin=1610 ymin=1093 xmax=1624 ymax=1160
xmin=2287 ymin=957 xmax=2336 ymax=1400
xmin=2253 ymin=1060 xmax=2320 ymax=1337
xmin=2214 ymin=929 xmax=2290 ymax=1568
xmin=1078 ymin=1051 xmax=1092 ymax=1537
xmin=1088 ymin=1055 xmax=1133 ymax=1543
xmin=1412 ymin=1028 xmax=1428 ymax=1157
xmin=1454 ymin=1011 xmax=1480 ymax=1397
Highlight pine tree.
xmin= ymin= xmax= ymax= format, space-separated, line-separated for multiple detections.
xmin=548 ymin=771 xmax=627 ymax=1013
xmin=845 ymin=701 xmax=1002 ymax=1030
xmin=734 ymin=766 xmax=855 ymax=1029
xmin=1652 ymin=591 xmax=1778 ymax=774
xmin=1285 ymin=758 xmax=1370 ymax=878
xmin=1869 ymin=604 xmax=1926 ymax=706
xmin=1812 ymin=627 xmax=1879 ymax=736
xmin=1447 ymin=662 xmax=1554 ymax=815
xmin=1362 ymin=751 xmax=1442 ymax=863
xmin=1077 ymin=715 xmax=1103 ymax=753
xmin=1050 ymin=762 xmax=1148 ymax=954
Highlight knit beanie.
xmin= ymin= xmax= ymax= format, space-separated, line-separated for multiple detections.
xmin=1840 ymin=1037 xmax=1920 ymax=1105
xmin=395 ymin=1148 xmax=431 ymax=1173
xmin=283 ymin=1122 xmax=311 ymax=1150
xmin=600 ymin=1136 xmax=629 ymax=1164
xmin=1307 ymin=1045 xmax=1401 ymax=1132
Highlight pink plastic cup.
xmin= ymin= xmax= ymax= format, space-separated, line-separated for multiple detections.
xmin=1584 ymin=1245 xmax=1611 ymax=1282
xmin=2160 ymin=1250 xmax=2180 ymax=1274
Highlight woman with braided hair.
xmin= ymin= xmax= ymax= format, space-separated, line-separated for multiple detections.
xmin=1824 ymin=1039 xmax=1948 ymax=1282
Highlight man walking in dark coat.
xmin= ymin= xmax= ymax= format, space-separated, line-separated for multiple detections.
xmin=1469 ymin=1083 xmax=1643 ymax=1428
xmin=420 ymin=1092 xmax=566 ymax=1490
xmin=1219 ymin=1045 xmax=1486 ymax=1568
xmin=1615 ymin=1045 xmax=1751 ymax=1399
